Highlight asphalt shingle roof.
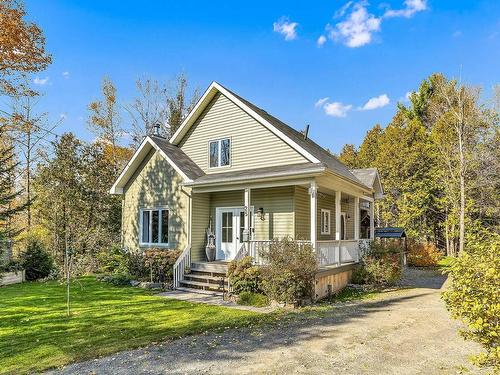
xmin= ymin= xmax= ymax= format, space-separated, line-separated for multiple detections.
xmin=149 ymin=85 xmax=376 ymax=191
xmin=222 ymin=86 xmax=368 ymax=188
xmin=350 ymin=168 xmax=378 ymax=189
xmin=150 ymin=135 xmax=205 ymax=180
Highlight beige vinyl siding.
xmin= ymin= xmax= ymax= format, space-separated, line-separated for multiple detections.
xmin=122 ymin=150 xmax=189 ymax=253
xmin=251 ymin=187 xmax=294 ymax=240
xmin=179 ymin=93 xmax=308 ymax=173
xmin=294 ymin=186 xmax=310 ymax=240
xmin=191 ymin=192 xmax=210 ymax=261
xmin=209 ymin=190 xmax=244 ymax=221
xmin=341 ymin=196 xmax=355 ymax=240
xmin=294 ymin=187 xmax=337 ymax=241
xmin=317 ymin=192 xmax=336 ymax=241
xmin=207 ymin=188 xmax=295 ymax=240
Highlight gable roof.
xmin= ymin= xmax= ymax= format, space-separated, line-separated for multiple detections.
xmin=170 ymin=81 xmax=369 ymax=190
xmin=109 ymin=135 xmax=203 ymax=194
xmin=351 ymin=168 xmax=378 ymax=188
xmin=375 ymin=227 xmax=406 ymax=238
xmin=351 ymin=168 xmax=384 ymax=197
xmin=149 ymin=135 xmax=204 ymax=180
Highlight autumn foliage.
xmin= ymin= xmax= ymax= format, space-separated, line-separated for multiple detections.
xmin=407 ymin=242 xmax=443 ymax=267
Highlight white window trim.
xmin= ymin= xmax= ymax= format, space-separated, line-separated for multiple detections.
xmin=321 ymin=209 xmax=331 ymax=235
xmin=208 ymin=137 xmax=231 ymax=169
xmin=139 ymin=207 xmax=170 ymax=247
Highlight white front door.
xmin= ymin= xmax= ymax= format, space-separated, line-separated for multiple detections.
xmin=216 ymin=208 xmax=245 ymax=261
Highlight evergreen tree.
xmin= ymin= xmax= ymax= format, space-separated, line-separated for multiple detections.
xmin=0 ymin=125 xmax=25 ymax=251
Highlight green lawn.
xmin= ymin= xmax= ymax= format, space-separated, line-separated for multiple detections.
xmin=0 ymin=277 xmax=261 ymax=374
xmin=437 ymin=256 xmax=455 ymax=271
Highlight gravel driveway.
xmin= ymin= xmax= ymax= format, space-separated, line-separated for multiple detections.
xmin=49 ymin=269 xmax=483 ymax=375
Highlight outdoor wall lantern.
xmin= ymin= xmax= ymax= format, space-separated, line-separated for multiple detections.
xmin=257 ymin=207 xmax=265 ymax=221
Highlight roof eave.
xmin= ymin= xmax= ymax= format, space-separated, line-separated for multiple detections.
xmin=183 ymin=167 xmax=326 ymax=188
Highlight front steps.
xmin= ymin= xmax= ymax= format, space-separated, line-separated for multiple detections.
xmin=178 ymin=262 xmax=229 ymax=293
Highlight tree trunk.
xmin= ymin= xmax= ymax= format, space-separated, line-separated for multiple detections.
xmin=458 ymin=126 xmax=466 ymax=255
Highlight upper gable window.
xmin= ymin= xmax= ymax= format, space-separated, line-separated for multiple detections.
xmin=209 ymin=138 xmax=231 ymax=168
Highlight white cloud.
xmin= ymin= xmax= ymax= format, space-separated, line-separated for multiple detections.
xmin=405 ymin=91 xmax=413 ymax=101
xmin=62 ymin=71 xmax=70 ymax=78
xmin=59 ymin=113 xmax=67 ymax=120
xmin=273 ymin=17 xmax=298 ymax=41
xmin=334 ymin=1 xmax=354 ymax=18
xmin=33 ymin=76 xmax=49 ymax=86
xmin=324 ymin=1 xmax=427 ymax=48
xmin=317 ymin=35 xmax=327 ymax=47
xmin=324 ymin=102 xmax=352 ymax=117
xmin=360 ymin=94 xmax=390 ymax=110
xmin=315 ymin=97 xmax=330 ymax=107
xmin=328 ymin=2 xmax=381 ymax=48
xmin=384 ymin=0 xmax=427 ymax=19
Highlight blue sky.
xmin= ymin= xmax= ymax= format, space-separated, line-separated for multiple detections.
xmin=25 ymin=0 xmax=500 ymax=153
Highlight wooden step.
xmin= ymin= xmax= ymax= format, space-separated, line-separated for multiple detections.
xmin=184 ymin=273 xmax=228 ymax=285
xmin=185 ymin=269 xmax=227 ymax=278
xmin=179 ymin=279 xmax=227 ymax=292
xmin=175 ymin=287 xmax=223 ymax=297
xmin=190 ymin=262 xmax=229 ymax=274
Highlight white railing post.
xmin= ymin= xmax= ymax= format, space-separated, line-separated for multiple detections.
xmin=354 ymin=196 xmax=360 ymax=240
xmin=309 ymin=182 xmax=317 ymax=250
xmin=173 ymin=245 xmax=191 ymax=289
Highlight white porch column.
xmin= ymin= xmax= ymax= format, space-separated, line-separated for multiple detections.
xmin=335 ymin=191 xmax=341 ymax=240
xmin=309 ymin=182 xmax=317 ymax=248
xmin=370 ymin=200 xmax=375 ymax=240
xmin=244 ymin=187 xmax=251 ymax=241
xmin=354 ymin=196 xmax=360 ymax=240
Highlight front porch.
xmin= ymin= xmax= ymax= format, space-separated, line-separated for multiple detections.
xmin=174 ymin=177 xmax=376 ymax=289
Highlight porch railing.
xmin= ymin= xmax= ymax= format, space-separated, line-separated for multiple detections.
xmin=245 ymin=239 xmax=366 ymax=267
xmin=173 ymin=244 xmax=191 ymax=289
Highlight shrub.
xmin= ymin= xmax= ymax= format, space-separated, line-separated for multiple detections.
xmin=126 ymin=251 xmax=149 ymax=280
xmin=0 ymin=259 xmax=22 ymax=273
xmin=228 ymin=256 xmax=263 ymax=294
xmin=100 ymin=272 xmax=132 ymax=286
xmin=20 ymin=239 xmax=54 ymax=281
xmin=97 ymin=245 xmax=129 ymax=274
xmin=97 ymin=246 xmax=180 ymax=283
xmin=143 ymin=249 xmax=181 ymax=283
xmin=260 ymin=238 xmax=318 ymax=305
xmin=442 ymin=232 xmax=500 ymax=371
xmin=407 ymin=242 xmax=443 ymax=267
xmin=237 ymin=291 xmax=269 ymax=307
xmin=352 ymin=242 xmax=402 ymax=286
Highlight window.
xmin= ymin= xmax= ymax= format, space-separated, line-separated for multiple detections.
xmin=140 ymin=208 xmax=169 ymax=246
xmin=209 ymin=138 xmax=230 ymax=168
xmin=221 ymin=211 xmax=233 ymax=243
xmin=321 ymin=209 xmax=331 ymax=235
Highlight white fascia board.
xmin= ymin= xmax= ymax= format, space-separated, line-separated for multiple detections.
xmin=170 ymin=81 xmax=320 ymax=164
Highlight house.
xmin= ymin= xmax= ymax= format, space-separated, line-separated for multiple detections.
xmin=110 ymin=82 xmax=383 ymax=299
